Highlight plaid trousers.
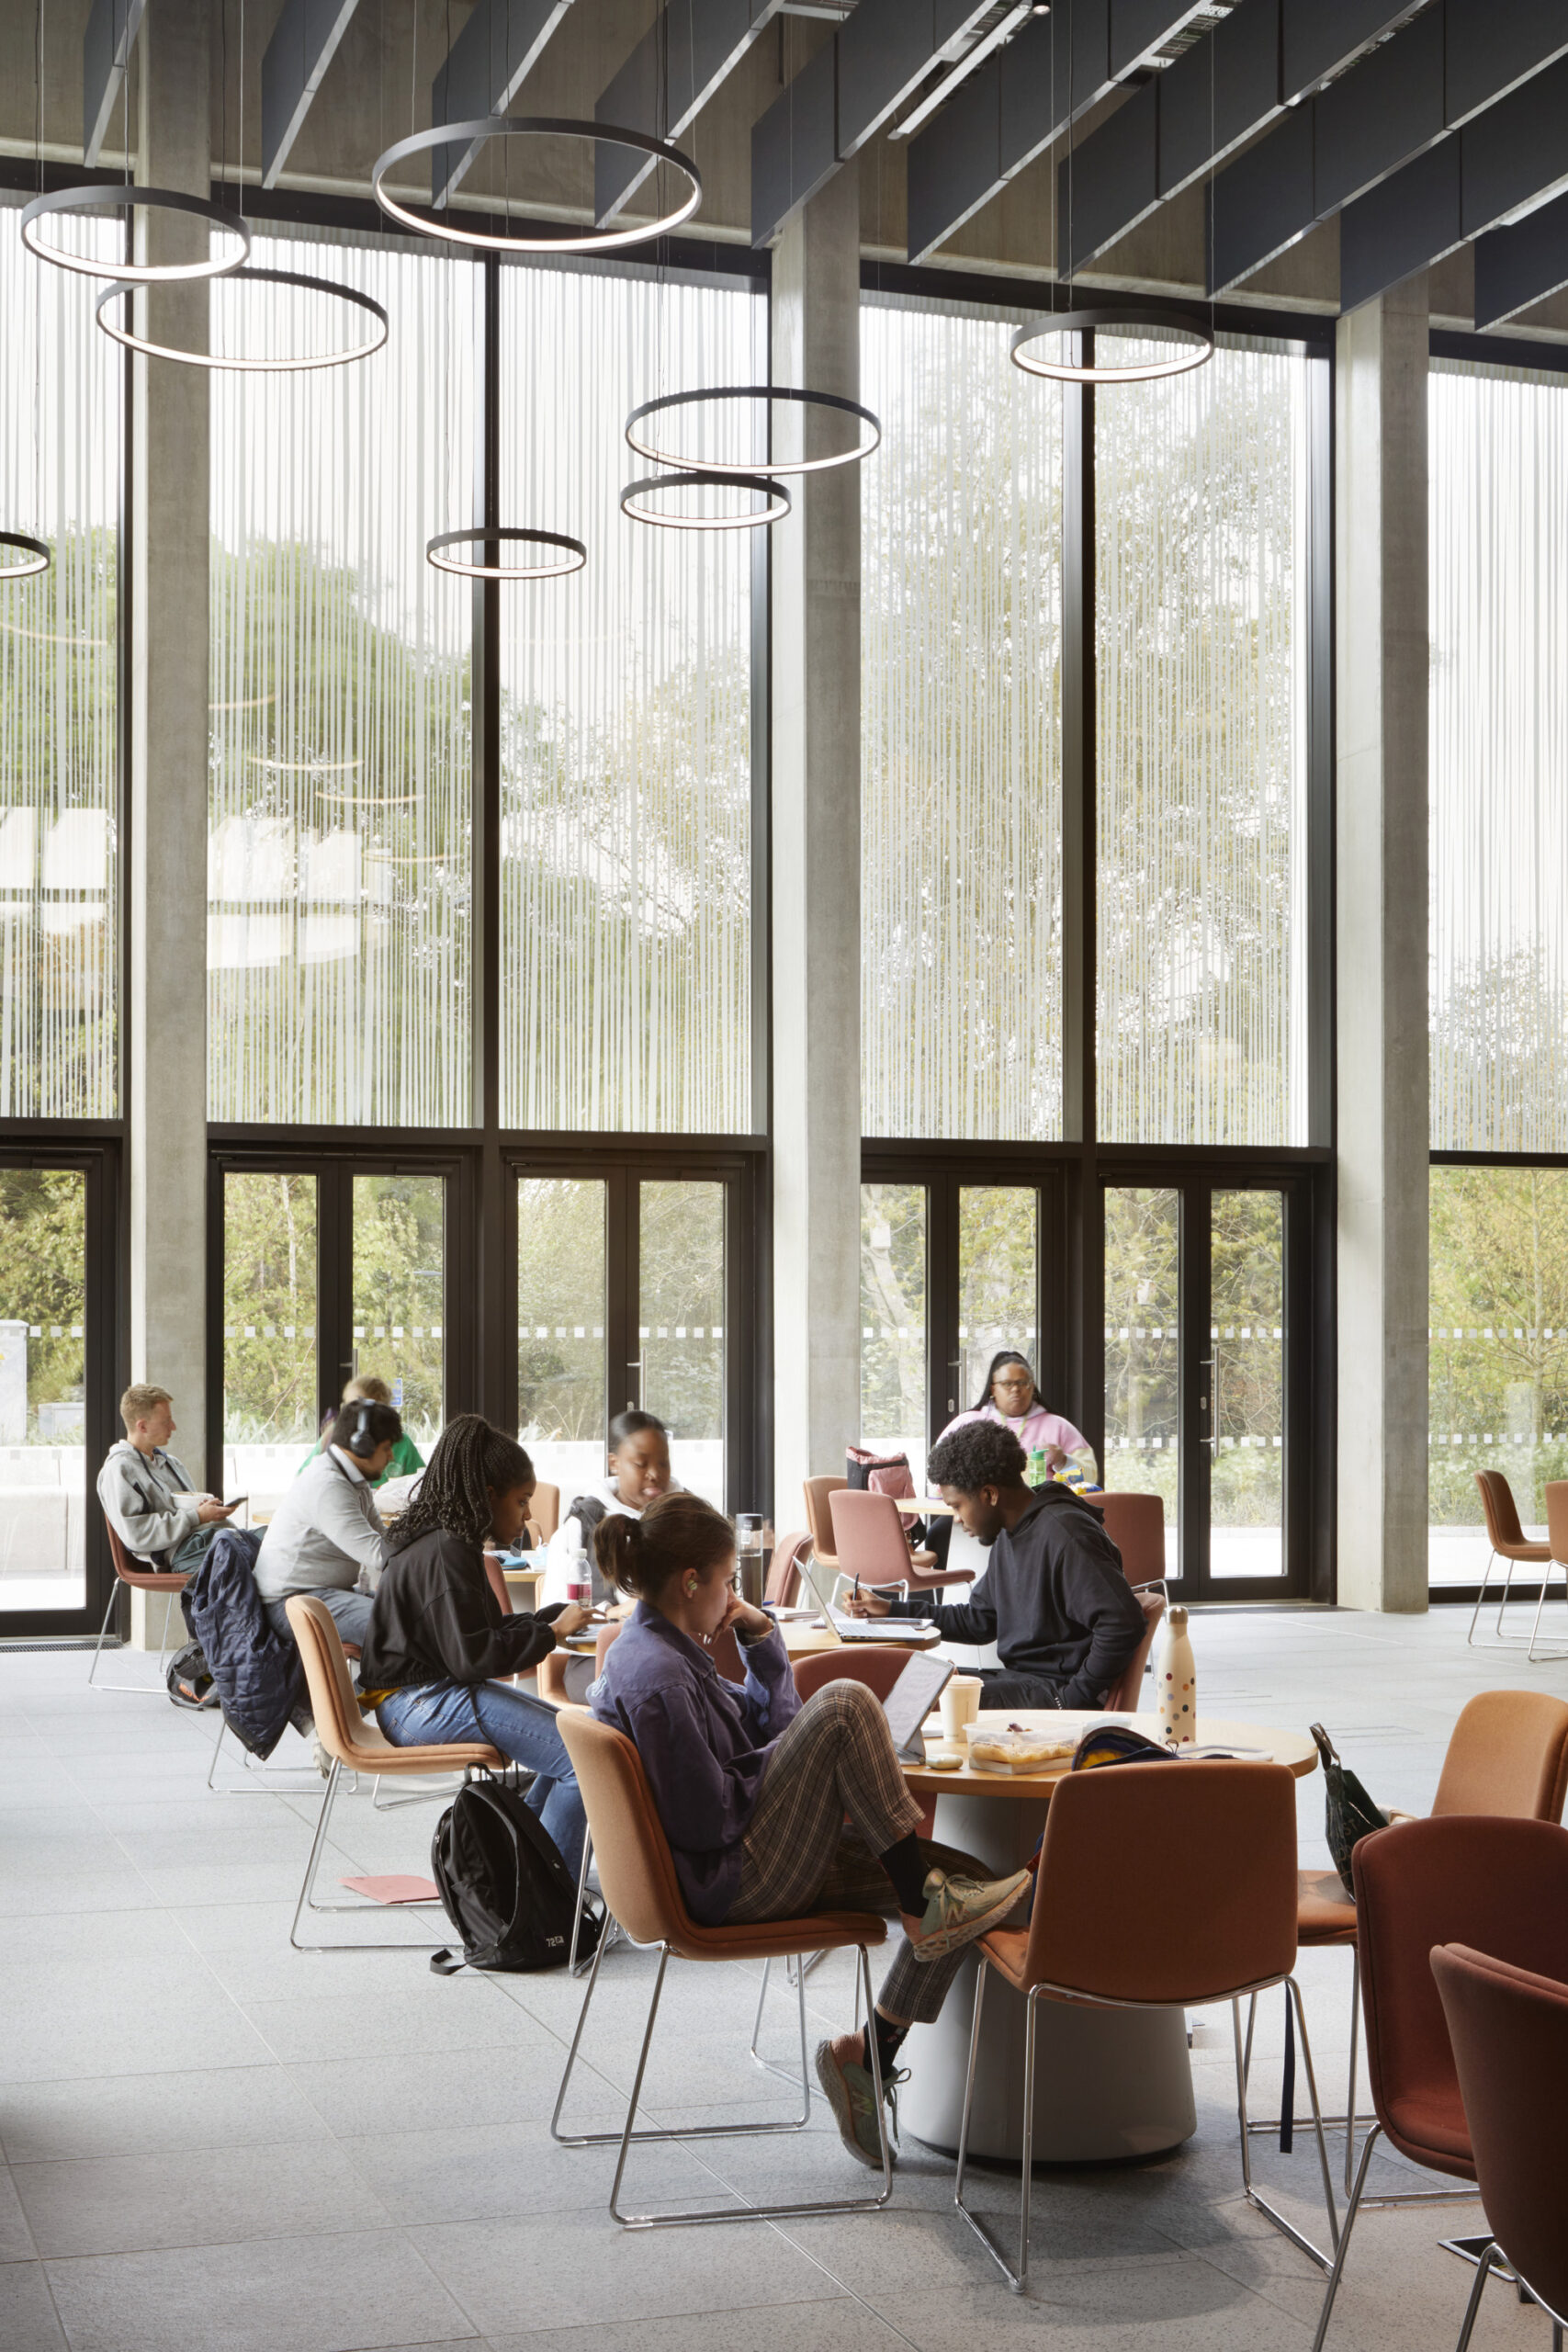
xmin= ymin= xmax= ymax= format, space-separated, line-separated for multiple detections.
xmin=728 ymin=1679 xmax=987 ymax=2027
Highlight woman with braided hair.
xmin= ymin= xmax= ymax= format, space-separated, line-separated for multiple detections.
xmin=355 ymin=1414 xmax=595 ymax=1877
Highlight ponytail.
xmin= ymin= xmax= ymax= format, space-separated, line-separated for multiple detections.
xmin=594 ymin=1490 xmax=735 ymax=1601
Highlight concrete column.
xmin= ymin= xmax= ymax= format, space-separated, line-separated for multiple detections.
xmin=770 ymin=167 xmax=861 ymax=1521
xmin=130 ymin=1 xmax=210 ymax=1568
xmin=1335 ymin=277 xmax=1429 ymax=1611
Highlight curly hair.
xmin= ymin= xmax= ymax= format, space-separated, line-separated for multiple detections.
xmin=927 ymin=1419 xmax=1028 ymax=1494
xmin=385 ymin=1413 xmax=533 ymax=1555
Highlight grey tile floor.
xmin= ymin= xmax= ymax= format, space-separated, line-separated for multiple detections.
xmin=2 ymin=1604 xmax=1566 ymax=2351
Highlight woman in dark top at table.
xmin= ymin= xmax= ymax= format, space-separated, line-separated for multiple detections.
xmin=356 ymin=1415 xmax=595 ymax=1879
xmin=589 ymin=1491 xmax=1030 ymax=2172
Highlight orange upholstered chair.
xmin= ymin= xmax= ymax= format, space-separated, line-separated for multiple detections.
xmin=551 ymin=1709 xmax=892 ymax=2228
xmin=955 ymin=1759 xmax=1336 ymax=2294
xmin=1433 ymin=1941 xmax=1568 ymax=2352
xmin=1311 ymin=1817 xmax=1568 ymax=2351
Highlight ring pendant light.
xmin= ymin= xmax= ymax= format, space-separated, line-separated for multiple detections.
xmin=21 ymin=184 xmax=250 ymax=282
xmin=0 ymin=532 xmax=51 ymax=582
xmin=94 ymin=267 xmax=389 ymax=371
xmin=620 ymin=470 xmax=791 ymax=532
xmin=372 ymin=118 xmax=701 ymax=254
xmin=1010 ymin=305 xmax=1213 ymax=385
xmin=625 ymin=384 xmax=882 ymax=477
xmin=426 ymin=526 xmax=588 ymax=581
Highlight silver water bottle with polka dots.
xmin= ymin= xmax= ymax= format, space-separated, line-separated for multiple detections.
xmin=1158 ymin=1603 xmax=1196 ymax=1747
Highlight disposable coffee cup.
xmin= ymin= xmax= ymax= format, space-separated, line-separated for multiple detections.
xmin=938 ymin=1675 xmax=982 ymax=1740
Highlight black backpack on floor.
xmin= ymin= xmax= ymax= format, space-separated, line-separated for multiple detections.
xmin=428 ymin=1778 xmax=599 ymax=1974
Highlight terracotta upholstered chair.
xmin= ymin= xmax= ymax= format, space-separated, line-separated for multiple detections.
xmin=88 ymin=1517 xmax=191 ymax=1693
xmin=1100 ymin=1589 xmax=1166 ymax=1712
xmin=284 ymin=1593 xmax=503 ymax=1951
xmin=954 ymin=1759 xmax=1337 ymax=2295
xmin=803 ymin=1475 xmax=846 ymax=1585
xmin=1093 ymin=1491 xmax=1169 ymax=1600
xmin=1469 ymin=1468 xmax=1554 ymax=1652
xmin=527 ymin=1481 xmax=561 ymax=1544
xmin=829 ymin=1487 xmax=976 ymax=1600
xmin=1310 ymin=1816 xmax=1568 ymax=2352
xmin=765 ymin=1530 xmax=813 ymax=1608
xmin=1433 ymin=1942 xmax=1568 ymax=2352
xmin=1256 ymin=1687 xmax=1568 ymax=2195
xmin=551 ymin=1709 xmax=893 ymax=2228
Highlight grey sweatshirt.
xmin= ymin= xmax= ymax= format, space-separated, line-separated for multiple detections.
xmin=96 ymin=1440 xmax=207 ymax=1566
xmin=254 ymin=1447 xmax=388 ymax=1604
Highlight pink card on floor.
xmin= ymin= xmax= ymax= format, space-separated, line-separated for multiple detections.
xmin=339 ymin=1874 xmax=439 ymax=1905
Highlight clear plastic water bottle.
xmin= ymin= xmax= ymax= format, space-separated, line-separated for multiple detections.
xmin=1026 ymin=1445 xmax=1049 ymax=1488
xmin=565 ymin=1521 xmax=592 ymax=1612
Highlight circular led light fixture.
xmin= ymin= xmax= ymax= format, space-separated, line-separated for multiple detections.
xmin=620 ymin=470 xmax=791 ymax=531
xmin=625 ymin=384 xmax=882 ymax=478
xmin=0 ymin=532 xmax=51 ymax=582
xmin=21 ymin=184 xmax=250 ymax=283
xmin=94 ymin=267 xmax=389 ymax=371
xmin=425 ymin=527 xmax=588 ymax=581
xmin=1010 ymin=305 xmax=1214 ymax=385
xmin=372 ymin=118 xmax=702 ymax=254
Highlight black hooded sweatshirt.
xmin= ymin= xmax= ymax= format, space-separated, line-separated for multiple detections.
xmin=887 ymin=1484 xmax=1145 ymax=1707
xmin=356 ymin=1527 xmax=561 ymax=1691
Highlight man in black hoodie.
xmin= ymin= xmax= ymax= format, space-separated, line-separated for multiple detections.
xmin=847 ymin=1420 xmax=1145 ymax=1710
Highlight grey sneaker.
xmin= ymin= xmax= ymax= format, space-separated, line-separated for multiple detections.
xmin=908 ymin=1865 xmax=1032 ymax=1962
xmin=814 ymin=2033 xmax=894 ymax=2170
xmin=311 ymin=1735 xmax=333 ymax=1781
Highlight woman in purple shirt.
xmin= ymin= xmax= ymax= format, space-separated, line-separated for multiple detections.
xmin=590 ymin=1492 xmax=1029 ymax=2173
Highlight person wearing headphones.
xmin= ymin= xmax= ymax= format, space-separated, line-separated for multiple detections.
xmin=294 ymin=1374 xmax=425 ymax=1488
xmin=254 ymin=1397 xmax=401 ymax=1650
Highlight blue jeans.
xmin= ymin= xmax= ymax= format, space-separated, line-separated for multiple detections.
xmin=265 ymin=1589 xmax=375 ymax=1650
xmin=376 ymin=1679 xmax=587 ymax=1880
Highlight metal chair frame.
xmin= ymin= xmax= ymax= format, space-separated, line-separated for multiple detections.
xmin=551 ymin=1915 xmax=893 ymax=2227
xmin=207 ymin=1712 xmax=330 ymax=1795
xmin=1241 ymin=1959 xmax=1481 ymax=2208
xmin=289 ymin=1755 xmax=496 ymax=1953
xmin=956 ymin=1966 xmax=1340 ymax=2296
xmin=1453 ymin=2237 xmax=1567 ymax=2352
xmin=86 ymin=1574 xmax=184 ymax=1694
xmin=1311 ymin=2125 xmax=1483 ymax=2352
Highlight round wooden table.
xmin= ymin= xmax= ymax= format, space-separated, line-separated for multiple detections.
xmin=895 ymin=1710 xmax=1317 ymax=2165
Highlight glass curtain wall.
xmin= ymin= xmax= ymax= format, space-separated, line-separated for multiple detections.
xmin=0 ymin=199 xmax=118 ymax=1118
xmin=208 ymin=227 xmax=474 ymax=1126
xmin=1428 ymin=359 xmax=1568 ymax=1589
xmin=861 ymin=295 xmax=1063 ymax=1143
xmin=1097 ymin=333 xmax=1312 ymax=1146
xmin=497 ymin=262 xmax=760 ymax=1135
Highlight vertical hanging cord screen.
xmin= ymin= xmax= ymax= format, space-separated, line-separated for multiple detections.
xmin=497 ymin=260 xmax=760 ymax=1136
xmin=208 ymin=225 xmax=475 ymax=1128
xmin=860 ymin=293 xmax=1064 ymax=1144
xmin=1429 ymin=356 xmax=1568 ymax=1155
xmin=1095 ymin=330 xmax=1311 ymax=1148
xmin=0 ymin=199 xmax=118 ymax=1117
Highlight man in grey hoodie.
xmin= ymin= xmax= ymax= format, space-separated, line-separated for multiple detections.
xmin=96 ymin=1385 xmax=238 ymax=1570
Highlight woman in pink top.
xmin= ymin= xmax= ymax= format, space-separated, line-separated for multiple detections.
xmin=935 ymin=1351 xmax=1098 ymax=1483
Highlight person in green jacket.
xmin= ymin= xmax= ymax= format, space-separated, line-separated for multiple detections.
xmin=296 ymin=1374 xmax=424 ymax=1489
